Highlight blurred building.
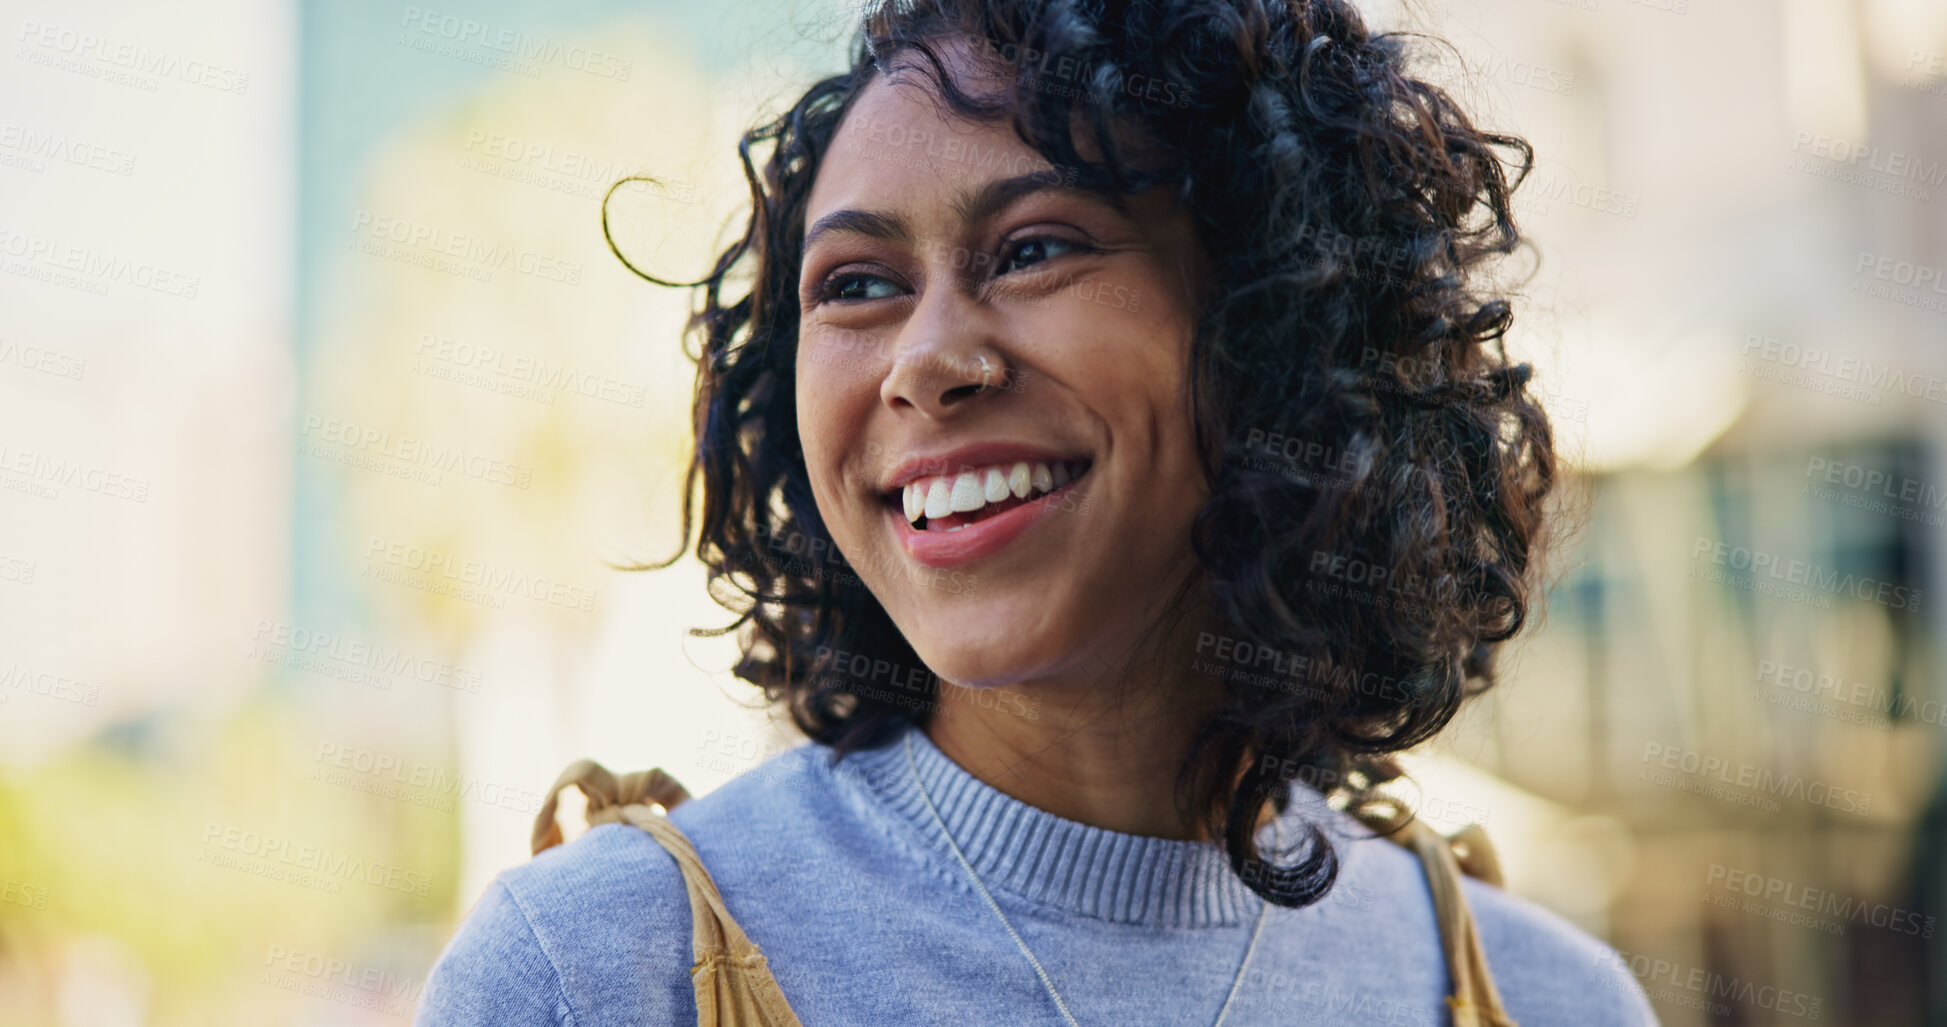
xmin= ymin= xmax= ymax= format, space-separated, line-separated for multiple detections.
xmin=3 ymin=0 xmax=1945 ymax=1023
xmin=1402 ymin=0 xmax=1947 ymax=1021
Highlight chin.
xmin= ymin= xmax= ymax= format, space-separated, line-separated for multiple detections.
xmin=894 ymin=600 xmax=1090 ymax=689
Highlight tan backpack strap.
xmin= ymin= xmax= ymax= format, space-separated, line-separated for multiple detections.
xmin=531 ymin=758 xmax=692 ymax=855
xmin=1357 ymin=809 xmax=1518 ymax=1027
xmin=530 ymin=759 xmax=805 ymax=1027
xmin=614 ymin=806 xmax=805 ymax=1026
xmin=1447 ymin=823 xmax=1505 ymax=889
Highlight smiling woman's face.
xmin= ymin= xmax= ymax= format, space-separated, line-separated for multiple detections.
xmin=796 ymin=45 xmax=1210 ymax=690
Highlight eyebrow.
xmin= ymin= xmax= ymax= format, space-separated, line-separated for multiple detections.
xmin=802 ymin=208 xmax=910 ymax=251
xmin=801 ymin=172 xmax=1127 ymax=254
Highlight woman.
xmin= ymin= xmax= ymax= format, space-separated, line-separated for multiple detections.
xmin=417 ymin=0 xmax=1656 ymax=1023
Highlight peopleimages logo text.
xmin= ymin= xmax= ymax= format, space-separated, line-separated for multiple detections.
xmin=398 ymin=7 xmax=632 ymax=79
xmin=362 ymin=537 xmax=596 ymax=612
xmin=1690 ymin=537 xmax=1921 ymax=611
xmin=1707 ymin=864 xmax=1934 ymax=938
xmin=1640 ymin=743 xmax=1871 ymax=815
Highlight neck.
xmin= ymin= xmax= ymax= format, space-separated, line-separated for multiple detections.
xmin=922 ymin=600 xmax=1241 ymax=842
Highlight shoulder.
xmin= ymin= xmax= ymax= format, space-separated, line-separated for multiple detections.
xmin=413 ymin=876 xmax=581 ymax=1026
xmin=1337 ymin=832 xmax=1658 ymax=1026
xmin=1460 ymin=872 xmax=1659 ymax=1025
xmin=416 ymin=742 xmax=843 ymax=1026
xmin=666 ymin=740 xmax=854 ymax=847
xmin=414 ymin=822 xmax=693 ymax=1027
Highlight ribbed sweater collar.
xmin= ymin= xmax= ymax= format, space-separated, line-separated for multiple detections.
xmin=837 ymin=722 xmax=1303 ymax=930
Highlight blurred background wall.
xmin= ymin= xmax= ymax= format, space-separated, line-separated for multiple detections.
xmin=1 ymin=0 xmax=1942 ymax=1022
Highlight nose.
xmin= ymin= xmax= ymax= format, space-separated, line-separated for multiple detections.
xmin=879 ymin=292 xmax=1010 ymax=419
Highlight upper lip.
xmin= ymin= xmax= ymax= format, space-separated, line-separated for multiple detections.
xmin=878 ymin=441 xmax=1090 ymax=494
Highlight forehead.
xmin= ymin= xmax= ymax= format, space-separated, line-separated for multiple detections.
xmin=807 ymin=51 xmax=1054 ymax=222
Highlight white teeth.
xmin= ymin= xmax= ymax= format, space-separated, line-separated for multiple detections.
xmin=900 ymin=459 xmax=1087 ymax=528
xmin=924 ymin=478 xmax=953 ymax=519
xmin=949 ymin=471 xmax=984 ymax=512
xmin=1030 ymin=462 xmax=1053 ymax=493
xmin=984 ymin=467 xmax=1010 ymax=502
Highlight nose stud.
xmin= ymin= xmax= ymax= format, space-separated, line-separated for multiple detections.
xmin=974 ymin=355 xmax=998 ymax=394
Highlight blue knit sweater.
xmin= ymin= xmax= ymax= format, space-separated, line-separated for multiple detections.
xmin=414 ymin=722 xmax=1658 ymax=1025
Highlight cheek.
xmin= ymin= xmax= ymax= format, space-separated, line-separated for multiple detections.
xmin=1072 ymin=319 xmax=1205 ymax=530
xmin=1033 ymin=296 xmax=1195 ymax=448
xmin=795 ymin=364 xmax=838 ymax=493
xmin=795 ymin=354 xmax=875 ymax=528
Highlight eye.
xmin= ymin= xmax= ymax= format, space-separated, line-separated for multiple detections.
xmin=818 ymin=271 xmax=903 ymax=303
xmin=998 ymin=236 xmax=1090 ymax=275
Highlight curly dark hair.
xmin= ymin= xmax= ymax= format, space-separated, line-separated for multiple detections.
xmin=622 ymin=0 xmax=1554 ymax=910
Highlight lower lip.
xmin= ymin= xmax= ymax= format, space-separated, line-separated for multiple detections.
xmin=892 ymin=479 xmax=1086 ymax=569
